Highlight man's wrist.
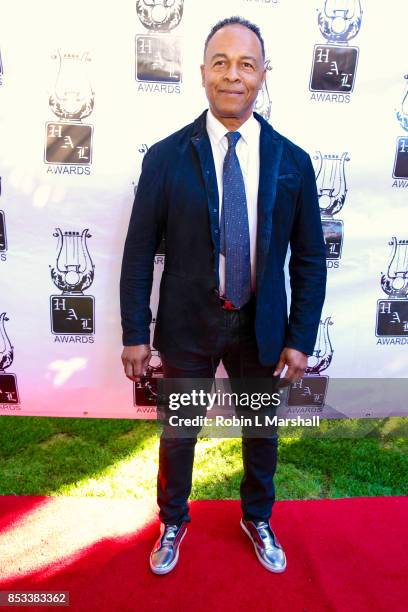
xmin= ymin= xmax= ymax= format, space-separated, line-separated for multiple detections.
xmin=122 ymin=334 xmax=150 ymax=346
xmin=284 ymin=345 xmax=309 ymax=357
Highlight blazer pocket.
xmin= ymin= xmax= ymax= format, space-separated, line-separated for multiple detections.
xmin=275 ymin=173 xmax=301 ymax=202
xmin=278 ymin=173 xmax=301 ymax=180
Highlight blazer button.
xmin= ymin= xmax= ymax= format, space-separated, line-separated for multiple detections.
xmin=213 ymin=288 xmax=219 ymax=297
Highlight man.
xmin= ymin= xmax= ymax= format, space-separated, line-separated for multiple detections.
xmin=120 ymin=16 xmax=326 ymax=575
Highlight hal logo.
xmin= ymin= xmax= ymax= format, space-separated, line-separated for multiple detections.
xmin=310 ymin=0 xmax=362 ymax=101
xmin=49 ymin=228 xmax=95 ymax=338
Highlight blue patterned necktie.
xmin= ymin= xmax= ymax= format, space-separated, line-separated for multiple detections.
xmin=219 ymin=131 xmax=252 ymax=308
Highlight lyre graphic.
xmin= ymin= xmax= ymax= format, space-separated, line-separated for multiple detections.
xmin=380 ymin=238 xmax=408 ymax=300
xmin=396 ymin=74 xmax=408 ymax=132
xmin=393 ymin=74 xmax=408 ymax=179
xmin=49 ymin=51 xmax=94 ymax=122
xmin=317 ymin=0 xmax=362 ymax=44
xmin=50 ymin=229 xmax=95 ymax=294
xmin=305 ymin=317 xmax=334 ymax=375
xmin=136 ymin=0 xmax=184 ymax=32
xmin=0 ymin=313 xmax=13 ymax=372
xmin=0 ymin=312 xmax=20 ymax=404
xmin=254 ymin=60 xmax=272 ymax=121
xmin=315 ymin=152 xmax=349 ymax=216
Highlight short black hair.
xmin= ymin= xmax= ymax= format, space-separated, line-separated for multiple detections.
xmin=204 ymin=16 xmax=265 ymax=61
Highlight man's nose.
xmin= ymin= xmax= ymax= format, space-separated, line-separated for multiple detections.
xmin=224 ymin=63 xmax=240 ymax=81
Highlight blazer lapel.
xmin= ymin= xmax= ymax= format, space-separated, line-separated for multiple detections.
xmin=254 ymin=112 xmax=283 ymax=291
xmin=191 ymin=110 xmax=220 ymax=285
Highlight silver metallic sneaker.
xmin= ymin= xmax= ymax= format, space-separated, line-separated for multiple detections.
xmin=240 ymin=518 xmax=287 ymax=573
xmin=149 ymin=522 xmax=187 ymax=575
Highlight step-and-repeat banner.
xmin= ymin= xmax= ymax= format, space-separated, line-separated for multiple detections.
xmin=0 ymin=0 xmax=407 ymax=419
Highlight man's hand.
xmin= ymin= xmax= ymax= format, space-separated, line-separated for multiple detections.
xmin=121 ymin=344 xmax=151 ymax=382
xmin=273 ymin=347 xmax=308 ymax=384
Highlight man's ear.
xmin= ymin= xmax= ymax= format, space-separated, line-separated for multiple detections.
xmin=200 ymin=64 xmax=205 ymax=87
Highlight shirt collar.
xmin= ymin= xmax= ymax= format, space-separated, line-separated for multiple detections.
xmin=206 ymin=107 xmax=260 ymax=147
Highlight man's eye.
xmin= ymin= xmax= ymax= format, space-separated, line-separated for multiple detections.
xmin=214 ymin=60 xmax=225 ymax=66
xmin=243 ymin=62 xmax=254 ymax=69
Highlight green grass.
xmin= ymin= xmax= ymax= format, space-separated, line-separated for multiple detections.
xmin=0 ymin=416 xmax=407 ymax=500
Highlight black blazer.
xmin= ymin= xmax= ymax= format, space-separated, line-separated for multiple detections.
xmin=120 ymin=110 xmax=327 ymax=366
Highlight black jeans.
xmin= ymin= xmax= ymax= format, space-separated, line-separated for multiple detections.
xmin=157 ymin=296 xmax=280 ymax=525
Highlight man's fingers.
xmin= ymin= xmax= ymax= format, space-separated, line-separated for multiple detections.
xmin=125 ymin=372 xmax=142 ymax=382
xmin=124 ymin=361 xmax=138 ymax=381
xmin=125 ymin=357 xmax=150 ymax=382
xmin=273 ymin=358 xmax=286 ymax=376
xmin=284 ymin=366 xmax=305 ymax=384
xmin=124 ymin=359 xmax=145 ymax=381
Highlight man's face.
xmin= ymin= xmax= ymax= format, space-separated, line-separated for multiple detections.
xmin=201 ymin=24 xmax=266 ymax=124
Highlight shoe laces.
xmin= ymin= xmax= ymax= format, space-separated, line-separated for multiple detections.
xmin=255 ymin=521 xmax=275 ymax=549
xmin=162 ymin=524 xmax=179 ymax=545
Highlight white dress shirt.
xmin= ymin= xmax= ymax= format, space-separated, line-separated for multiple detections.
xmin=206 ymin=107 xmax=260 ymax=297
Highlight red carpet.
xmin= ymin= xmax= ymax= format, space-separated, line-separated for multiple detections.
xmin=0 ymin=495 xmax=407 ymax=612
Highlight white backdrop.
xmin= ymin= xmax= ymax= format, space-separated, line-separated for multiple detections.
xmin=0 ymin=0 xmax=407 ymax=419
